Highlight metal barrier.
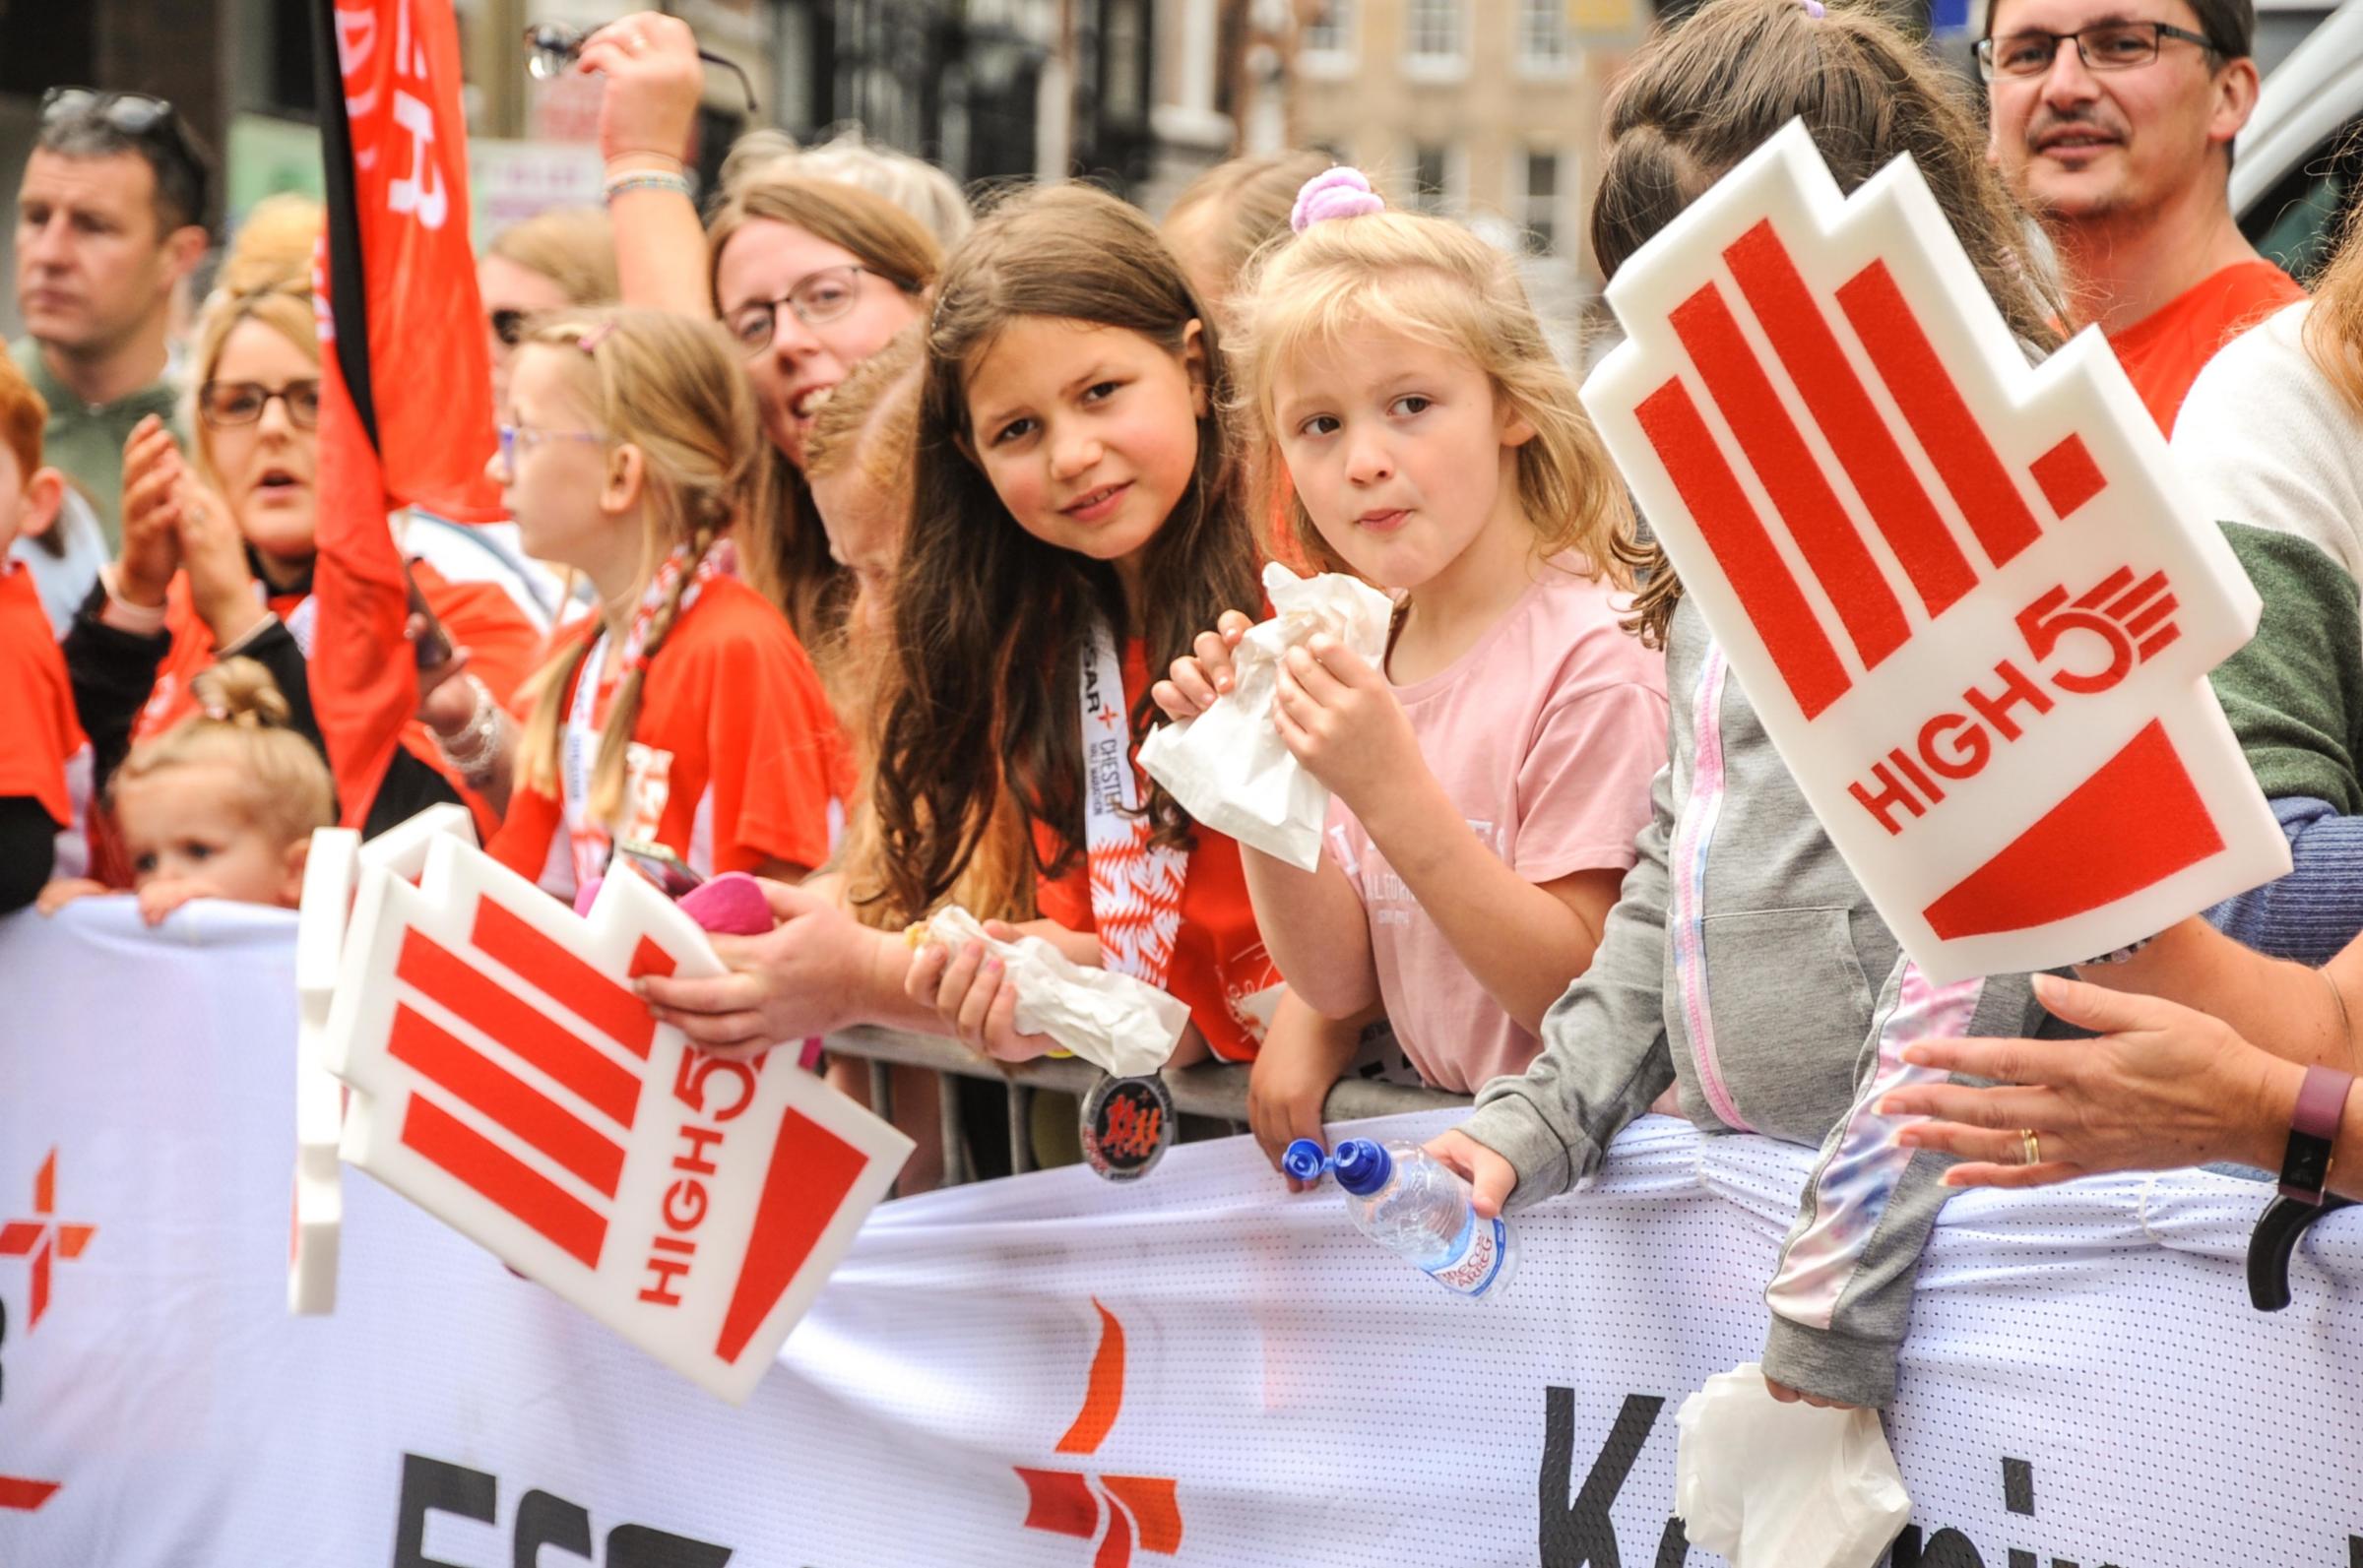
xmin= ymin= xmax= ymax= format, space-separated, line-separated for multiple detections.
xmin=821 ymin=1025 xmax=1469 ymax=1190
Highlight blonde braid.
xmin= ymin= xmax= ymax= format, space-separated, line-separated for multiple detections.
xmin=587 ymin=520 xmax=720 ymax=821
xmin=514 ymin=637 xmax=599 ymax=805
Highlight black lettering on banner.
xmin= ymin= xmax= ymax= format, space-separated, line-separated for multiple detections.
xmin=1654 ymin=1516 xmax=1691 ymax=1567
xmin=394 ymin=1453 xmax=497 ymax=1568
xmin=1 ymin=1295 xmax=9 ymax=1405
xmin=2353 ymin=1536 xmax=2362 ymax=1568
xmin=1539 ymin=1387 xmax=1665 ymax=1568
xmin=515 ymin=1488 xmax=593 ymax=1566
xmin=607 ymin=1525 xmax=734 ymax=1567
xmin=2004 ymin=1458 xmax=2035 ymax=1517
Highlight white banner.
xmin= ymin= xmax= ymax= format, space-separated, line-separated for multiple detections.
xmin=4 ymin=903 xmax=2362 ymax=1566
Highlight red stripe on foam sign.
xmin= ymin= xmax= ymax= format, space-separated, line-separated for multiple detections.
xmin=1835 ymin=261 xmax=2043 ymax=568
xmin=389 ymin=1003 xmax=625 ymax=1197
xmin=1722 ymin=221 xmax=1977 ymax=619
xmin=1634 ymin=377 xmax=1853 ymax=719
xmin=399 ymin=1095 xmax=607 ymax=1268
xmin=398 ymin=927 xmax=642 ymax=1128
xmin=713 ymin=1104 xmax=871 ymax=1365
xmin=1672 ymin=280 xmax=1909 ymax=672
xmin=472 ymin=897 xmax=658 ymax=1057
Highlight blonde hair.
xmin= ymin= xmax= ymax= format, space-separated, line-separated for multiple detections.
xmin=187 ymin=194 xmax=322 ymax=493
xmin=485 ymin=207 xmax=619 ymax=306
xmin=721 ymin=127 xmax=974 ymax=248
xmin=1237 ymin=205 xmax=1635 ymax=584
xmin=112 ymin=658 xmax=335 ymax=848
xmin=511 ymin=308 xmax=767 ymax=822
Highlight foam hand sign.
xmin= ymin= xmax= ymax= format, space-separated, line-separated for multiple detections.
xmin=1580 ymin=120 xmax=2287 ymax=983
xmin=321 ymin=834 xmax=911 ymax=1401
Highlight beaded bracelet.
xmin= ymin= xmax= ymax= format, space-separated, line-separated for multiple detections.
xmin=432 ymin=676 xmax=505 ymax=784
xmin=605 ymin=171 xmax=694 ymax=203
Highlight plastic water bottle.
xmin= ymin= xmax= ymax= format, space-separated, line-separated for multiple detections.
xmin=1303 ymin=1138 xmax=1516 ymax=1301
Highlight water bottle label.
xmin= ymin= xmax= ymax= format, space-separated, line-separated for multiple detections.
xmin=1423 ymin=1207 xmax=1508 ymax=1298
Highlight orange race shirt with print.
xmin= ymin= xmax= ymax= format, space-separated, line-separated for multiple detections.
xmin=489 ymin=575 xmax=851 ymax=896
xmin=1032 ymin=637 xmax=1282 ymax=1064
xmin=2111 ymin=259 xmax=2305 ymax=436
xmin=0 ymin=565 xmax=90 ymax=865
xmin=136 ymin=557 xmax=543 ymax=835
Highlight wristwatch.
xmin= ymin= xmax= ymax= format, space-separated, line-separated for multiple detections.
xmin=2277 ymin=1064 xmax=2355 ymax=1205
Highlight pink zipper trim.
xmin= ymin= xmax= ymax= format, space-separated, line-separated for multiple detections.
xmin=1669 ymin=643 xmax=1755 ymax=1133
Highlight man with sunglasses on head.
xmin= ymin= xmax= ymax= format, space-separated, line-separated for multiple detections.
xmin=13 ymin=89 xmax=214 ymax=550
xmin=1981 ymin=0 xmax=2299 ymax=433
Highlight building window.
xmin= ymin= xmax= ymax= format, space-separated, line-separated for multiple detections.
xmin=1517 ymin=0 xmax=1570 ymax=72
xmin=1405 ymin=0 xmax=1464 ymax=68
xmin=1304 ymin=0 xmax=1355 ymax=55
xmin=1521 ymin=150 xmax=1561 ymax=251
xmin=1413 ymin=144 xmax=1453 ymax=214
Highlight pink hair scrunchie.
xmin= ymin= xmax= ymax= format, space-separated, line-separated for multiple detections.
xmin=1291 ymin=167 xmax=1386 ymax=233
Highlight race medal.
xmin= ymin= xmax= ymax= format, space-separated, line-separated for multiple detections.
xmin=1080 ymin=1074 xmax=1175 ymax=1183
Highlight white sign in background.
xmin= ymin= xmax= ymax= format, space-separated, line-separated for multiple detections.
xmin=1582 ymin=122 xmax=2289 ymax=983
xmin=3 ymin=906 xmax=2360 ymax=1565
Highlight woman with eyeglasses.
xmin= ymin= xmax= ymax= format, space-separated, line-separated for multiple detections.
xmin=561 ymin=11 xmax=946 ymax=650
xmin=59 ymin=197 xmax=543 ymax=848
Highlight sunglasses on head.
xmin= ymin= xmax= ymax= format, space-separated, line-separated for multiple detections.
xmin=38 ymin=88 xmax=207 ymax=184
xmin=490 ymin=308 xmax=529 ymax=347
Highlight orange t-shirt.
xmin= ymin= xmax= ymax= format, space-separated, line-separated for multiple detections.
xmin=1031 ymin=638 xmax=1283 ymax=1064
xmin=2109 ymin=259 xmax=2305 ymax=436
xmin=135 ymin=557 xmax=543 ymax=834
xmin=489 ymin=576 xmax=850 ymax=897
xmin=0 ymin=564 xmax=89 ymax=849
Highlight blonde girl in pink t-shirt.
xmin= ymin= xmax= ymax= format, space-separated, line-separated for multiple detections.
xmin=1154 ymin=170 xmax=1668 ymax=1176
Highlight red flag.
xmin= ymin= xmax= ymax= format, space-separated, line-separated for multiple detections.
xmin=312 ymin=0 xmax=501 ymax=829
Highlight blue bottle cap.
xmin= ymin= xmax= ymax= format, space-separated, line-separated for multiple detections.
xmin=1281 ymin=1139 xmax=1329 ymax=1182
xmin=1331 ymin=1138 xmax=1393 ymax=1197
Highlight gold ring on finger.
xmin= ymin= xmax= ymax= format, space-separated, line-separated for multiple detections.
xmin=2020 ymin=1127 xmax=2042 ymax=1165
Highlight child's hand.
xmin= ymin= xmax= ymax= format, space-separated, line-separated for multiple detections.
xmin=905 ymin=923 xmax=1062 ymax=1062
xmin=1150 ymin=610 xmax=1254 ymax=721
xmin=1763 ymin=1374 xmax=1860 ymax=1411
xmin=1249 ymin=997 xmax=1367 ymax=1189
xmin=1273 ymin=634 xmax=1421 ymax=812
xmin=137 ymin=876 xmax=224 ymax=926
xmin=1423 ymin=1129 xmax=1517 ymax=1219
xmin=35 ymin=878 xmax=107 ymax=916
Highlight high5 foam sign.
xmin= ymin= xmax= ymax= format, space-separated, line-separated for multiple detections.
xmin=1581 ymin=119 xmax=2288 ymax=982
xmin=321 ymin=835 xmax=911 ymax=1401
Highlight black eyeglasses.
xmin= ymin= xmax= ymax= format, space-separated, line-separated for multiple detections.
xmin=725 ymin=266 xmax=918 ymax=356
xmin=38 ymin=88 xmax=211 ymax=215
xmin=522 ymin=22 xmax=759 ymax=115
xmin=199 ymin=380 xmax=322 ymax=430
xmin=1977 ymin=20 xmax=2218 ymax=80
xmin=490 ymin=309 xmax=529 ymax=348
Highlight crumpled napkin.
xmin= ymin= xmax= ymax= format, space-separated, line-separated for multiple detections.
xmin=1137 ymin=562 xmax=1396 ymax=871
xmin=1674 ymin=1363 xmax=1912 ymax=1568
xmin=911 ymin=907 xmax=1190 ymax=1079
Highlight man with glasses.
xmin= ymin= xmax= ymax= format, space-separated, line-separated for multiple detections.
xmin=13 ymin=89 xmax=214 ymax=549
xmin=1981 ymin=0 xmax=2299 ymax=432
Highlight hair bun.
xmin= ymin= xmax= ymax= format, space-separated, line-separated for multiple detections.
xmin=190 ymin=657 xmax=294 ymax=730
xmin=1291 ymin=167 xmax=1386 ymax=233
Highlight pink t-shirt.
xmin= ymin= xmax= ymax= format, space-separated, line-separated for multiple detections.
xmin=1326 ymin=556 xmax=1669 ymax=1094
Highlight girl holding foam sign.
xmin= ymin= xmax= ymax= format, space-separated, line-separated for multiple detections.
xmin=1412 ymin=0 xmax=2076 ymax=1411
xmin=1152 ymin=177 xmax=1668 ymax=1166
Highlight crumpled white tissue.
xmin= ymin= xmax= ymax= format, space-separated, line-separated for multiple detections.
xmin=1674 ymin=1363 xmax=1912 ymax=1568
xmin=916 ymin=907 xmax=1191 ymax=1079
xmin=1136 ymin=562 xmax=1396 ymax=871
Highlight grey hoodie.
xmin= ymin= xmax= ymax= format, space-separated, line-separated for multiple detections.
xmin=1459 ymin=594 xmax=2047 ymax=1408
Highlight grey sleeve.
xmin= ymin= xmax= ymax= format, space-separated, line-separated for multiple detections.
xmin=1457 ymin=759 xmax=1677 ymax=1208
xmin=1758 ymin=962 xmax=2036 ymax=1408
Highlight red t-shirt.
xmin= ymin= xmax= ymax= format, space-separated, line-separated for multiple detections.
xmin=490 ymin=576 xmax=850 ymax=896
xmin=136 ymin=558 xmax=543 ymax=836
xmin=0 ymin=565 xmax=88 ymax=847
xmin=1032 ymin=638 xmax=1282 ymax=1063
xmin=2109 ymin=259 xmax=2306 ymax=436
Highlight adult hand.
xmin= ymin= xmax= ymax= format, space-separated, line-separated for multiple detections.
xmin=174 ymin=475 xmax=267 ymax=646
xmin=1879 ymin=972 xmax=2287 ymax=1187
xmin=577 ymin=12 xmax=703 ymax=167
xmin=904 ymin=922 xmax=1062 ymax=1062
xmin=1273 ymin=634 xmax=1423 ymax=817
xmin=117 ymin=414 xmax=184 ymax=606
xmin=1421 ymin=1128 xmax=1517 ymax=1220
xmin=1150 ymin=609 xmax=1254 ymax=721
xmin=638 ymin=878 xmax=872 ymax=1057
